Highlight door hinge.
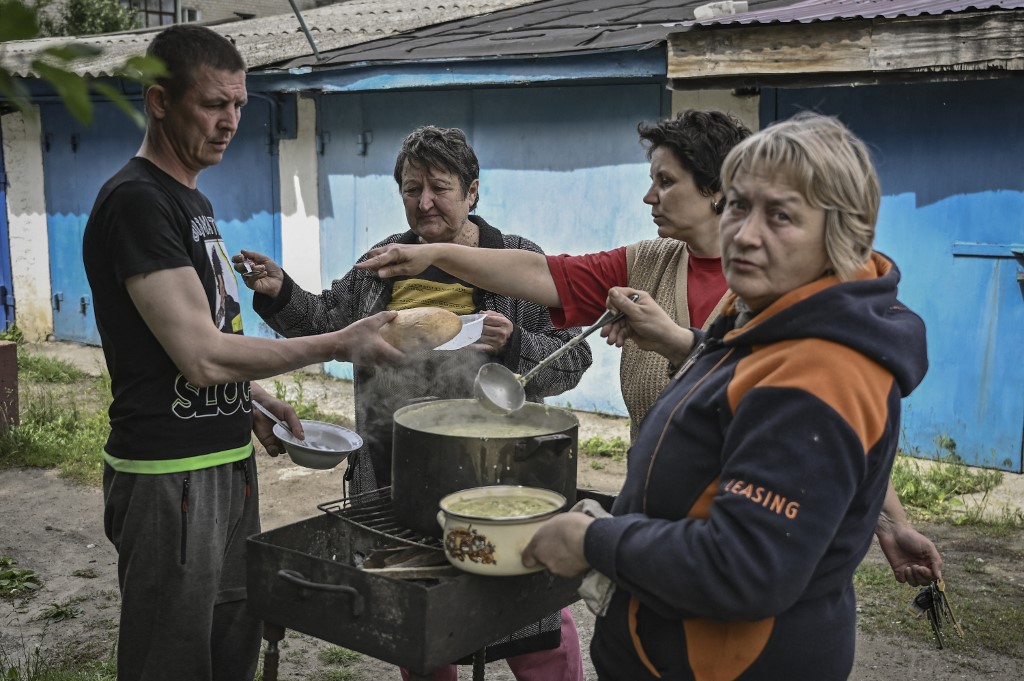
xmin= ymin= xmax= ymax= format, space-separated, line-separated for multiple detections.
xmin=317 ymin=131 xmax=331 ymax=155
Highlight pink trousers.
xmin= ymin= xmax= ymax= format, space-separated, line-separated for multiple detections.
xmin=399 ymin=607 xmax=583 ymax=681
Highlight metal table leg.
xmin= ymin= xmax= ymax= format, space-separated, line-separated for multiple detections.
xmin=261 ymin=622 xmax=286 ymax=681
xmin=407 ymin=648 xmax=487 ymax=681
xmin=473 ymin=648 xmax=487 ymax=681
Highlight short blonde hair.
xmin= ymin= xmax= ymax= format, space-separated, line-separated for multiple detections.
xmin=720 ymin=112 xmax=880 ymax=279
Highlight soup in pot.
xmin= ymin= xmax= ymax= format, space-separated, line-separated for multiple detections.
xmin=447 ymin=494 xmax=561 ymax=518
xmin=414 ymin=422 xmax=556 ymax=438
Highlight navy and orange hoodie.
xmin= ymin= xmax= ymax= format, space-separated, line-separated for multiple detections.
xmin=584 ymin=252 xmax=928 ymax=681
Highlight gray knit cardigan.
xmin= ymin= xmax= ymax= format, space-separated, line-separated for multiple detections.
xmin=254 ymin=215 xmax=593 ymax=494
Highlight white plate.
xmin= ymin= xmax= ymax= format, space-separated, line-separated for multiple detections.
xmin=434 ymin=313 xmax=486 ymax=350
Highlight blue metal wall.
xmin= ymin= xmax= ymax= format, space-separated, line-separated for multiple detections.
xmin=41 ymin=98 xmax=280 ymax=345
xmin=315 ymin=83 xmax=670 ymax=414
xmin=0 ymin=126 xmax=13 ymax=330
xmin=764 ymin=80 xmax=1024 ymax=471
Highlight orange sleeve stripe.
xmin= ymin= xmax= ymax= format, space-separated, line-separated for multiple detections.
xmin=687 ymin=478 xmax=719 ymax=519
xmin=727 ymin=339 xmax=894 ymax=453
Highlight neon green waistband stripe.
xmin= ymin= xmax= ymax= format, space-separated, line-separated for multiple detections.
xmin=103 ymin=443 xmax=255 ymax=474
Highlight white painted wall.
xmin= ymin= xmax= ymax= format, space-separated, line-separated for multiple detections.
xmin=278 ymin=95 xmax=322 ymax=294
xmin=1 ymin=110 xmax=53 ymax=342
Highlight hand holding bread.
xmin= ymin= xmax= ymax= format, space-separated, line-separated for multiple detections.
xmin=379 ymin=307 xmax=462 ymax=353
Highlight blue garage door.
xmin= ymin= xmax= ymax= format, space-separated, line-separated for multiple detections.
xmin=0 ymin=127 xmax=13 ymax=330
xmin=42 ymin=98 xmax=279 ymax=345
xmin=764 ymin=81 xmax=1024 ymax=471
xmin=316 ymin=83 xmax=668 ymax=414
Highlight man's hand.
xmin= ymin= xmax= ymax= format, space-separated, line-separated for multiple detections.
xmin=249 ymin=383 xmax=303 ymax=457
xmin=470 ymin=311 xmax=514 ymax=355
xmin=329 ymin=311 xmax=407 ymax=366
xmin=521 ymin=512 xmax=595 ymax=578
xmin=232 ymin=249 xmax=285 ymax=299
xmin=355 ymin=243 xmax=438 ymax=278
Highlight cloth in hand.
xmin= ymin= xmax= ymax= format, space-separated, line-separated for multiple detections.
xmin=571 ymin=499 xmax=616 ymax=617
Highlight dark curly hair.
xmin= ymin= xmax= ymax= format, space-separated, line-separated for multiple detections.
xmin=637 ymin=110 xmax=752 ymax=210
xmin=393 ymin=126 xmax=481 ymax=211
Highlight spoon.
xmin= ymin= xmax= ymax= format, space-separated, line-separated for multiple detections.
xmin=251 ymin=400 xmax=304 ymax=442
xmin=240 ymin=258 xmax=261 ymax=280
xmin=474 ymin=293 xmax=640 ymax=414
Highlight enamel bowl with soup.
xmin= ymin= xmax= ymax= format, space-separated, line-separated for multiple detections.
xmin=436 ymin=485 xmax=567 ymax=576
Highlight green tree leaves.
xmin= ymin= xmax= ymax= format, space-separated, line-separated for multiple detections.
xmin=0 ymin=0 xmax=165 ymax=126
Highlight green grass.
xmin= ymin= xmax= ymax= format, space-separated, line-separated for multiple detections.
xmin=579 ymin=435 xmax=628 ymax=462
xmin=0 ymin=387 xmax=110 ymax=486
xmin=892 ymin=436 xmax=1023 ymax=530
xmin=318 ymin=647 xmax=361 ymax=665
xmin=855 ymin=556 xmax=1024 ymax=658
xmin=0 ymin=646 xmax=116 ymax=681
xmin=272 ymin=375 xmax=349 ymax=426
xmin=17 ymin=353 xmax=89 ymax=384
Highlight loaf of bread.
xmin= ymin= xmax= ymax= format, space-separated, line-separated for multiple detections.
xmin=380 ymin=307 xmax=463 ymax=353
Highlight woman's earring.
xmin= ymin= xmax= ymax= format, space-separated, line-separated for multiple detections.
xmin=712 ymin=197 xmax=725 ymax=214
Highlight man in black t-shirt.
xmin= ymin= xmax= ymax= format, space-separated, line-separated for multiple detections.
xmin=82 ymin=25 xmax=404 ymax=681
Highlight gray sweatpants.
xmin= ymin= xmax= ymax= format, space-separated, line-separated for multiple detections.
xmin=103 ymin=453 xmax=262 ymax=681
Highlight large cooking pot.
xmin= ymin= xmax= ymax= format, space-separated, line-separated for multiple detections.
xmin=391 ymin=399 xmax=578 ymax=538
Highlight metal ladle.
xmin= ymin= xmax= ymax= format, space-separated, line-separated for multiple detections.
xmin=474 ymin=293 xmax=640 ymax=414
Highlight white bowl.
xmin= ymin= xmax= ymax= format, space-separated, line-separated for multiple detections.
xmin=436 ymin=485 xmax=567 ymax=576
xmin=272 ymin=420 xmax=363 ymax=470
xmin=434 ymin=313 xmax=486 ymax=350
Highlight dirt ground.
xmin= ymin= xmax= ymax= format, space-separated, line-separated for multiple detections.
xmin=2 ymin=341 xmax=1023 ymax=680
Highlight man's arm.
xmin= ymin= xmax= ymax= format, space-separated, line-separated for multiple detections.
xmin=127 ymin=266 xmax=403 ymax=386
xmin=357 ymin=243 xmax=562 ymax=307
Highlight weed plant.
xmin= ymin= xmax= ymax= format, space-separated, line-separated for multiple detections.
xmin=579 ymin=435 xmax=628 ymax=462
xmin=0 ymin=556 xmax=41 ymax=597
xmin=39 ymin=599 xmax=84 ymax=623
xmin=272 ymin=375 xmax=343 ymax=424
xmin=892 ymin=436 xmax=1021 ymax=528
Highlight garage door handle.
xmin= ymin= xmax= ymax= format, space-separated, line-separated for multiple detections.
xmin=276 ymin=569 xmax=364 ymax=616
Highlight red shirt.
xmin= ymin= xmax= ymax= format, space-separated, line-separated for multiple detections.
xmin=545 ymin=246 xmax=726 ymax=328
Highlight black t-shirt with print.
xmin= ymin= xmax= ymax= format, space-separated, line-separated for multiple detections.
xmin=83 ymin=157 xmax=251 ymax=462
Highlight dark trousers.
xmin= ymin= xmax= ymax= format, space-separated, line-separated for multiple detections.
xmin=103 ymin=454 xmax=261 ymax=681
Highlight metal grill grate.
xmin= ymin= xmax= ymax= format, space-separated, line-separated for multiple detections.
xmin=317 ymin=486 xmax=443 ymax=550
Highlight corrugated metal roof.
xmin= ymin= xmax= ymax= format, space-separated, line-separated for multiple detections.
xmin=276 ymin=0 xmax=793 ymax=69
xmin=1 ymin=0 xmax=546 ymax=78
xmin=681 ymin=0 xmax=1024 ymax=27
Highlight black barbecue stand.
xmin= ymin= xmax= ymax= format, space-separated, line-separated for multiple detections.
xmin=248 ymin=488 xmax=613 ymax=680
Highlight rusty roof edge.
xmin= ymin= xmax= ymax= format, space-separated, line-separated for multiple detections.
xmin=665 ymin=6 xmax=1024 ymax=86
xmin=663 ymin=0 xmax=1024 ymax=29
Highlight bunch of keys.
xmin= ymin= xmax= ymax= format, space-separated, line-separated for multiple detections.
xmin=907 ymin=578 xmax=964 ymax=648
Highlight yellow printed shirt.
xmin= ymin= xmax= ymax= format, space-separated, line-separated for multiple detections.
xmin=386 ymin=266 xmax=477 ymax=315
